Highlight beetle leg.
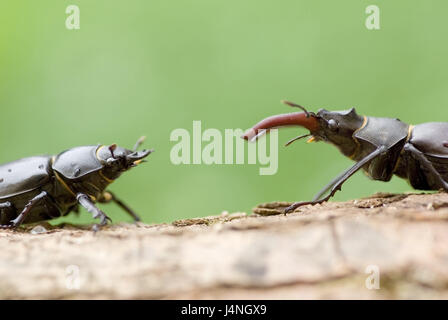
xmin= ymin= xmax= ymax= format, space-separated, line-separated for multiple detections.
xmin=0 ymin=202 xmax=14 ymax=228
xmin=77 ymin=193 xmax=112 ymax=227
xmin=99 ymin=191 xmax=141 ymax=222
xmin=0 ymin=202 xmax=12 ymax=208
xmin=0 ymin=201 xmax=12 ymax=213
xmin=404 ymin=143 xmax=448 ymax=190
xmin=284 ymin=146 xmax=387 ymax=214
xmin=0 ymin=191 xmax=48 ymax=229
xmin=311 ymin=168 xmax=350 ymax=202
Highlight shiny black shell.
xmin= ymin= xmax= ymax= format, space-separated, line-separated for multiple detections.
xmin=0 ymin=145 xmax=108 ymax=225
xmin=354 ymin=117 xmax=409 ymax=182
xmin=0 ymin=156 xmax=52 ymax=200
xmin=52 ymin=145 xmax=103 ymax=179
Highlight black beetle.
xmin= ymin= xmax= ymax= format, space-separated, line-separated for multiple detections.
xmin=243 ymin=100 xmax=448 ymax=213
xmin=0 ymin=137 xmax=153 ymax=229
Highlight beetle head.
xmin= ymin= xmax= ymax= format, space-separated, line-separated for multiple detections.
xmin=312 ymin=108 xmax=365 ymax=156
xmin=97 ymin=138 xmax=154 ymax=179
xmin=242 ymin=101 xmax=365 ymax=158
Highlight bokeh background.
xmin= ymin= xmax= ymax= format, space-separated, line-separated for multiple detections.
xmin=0 ymin=1 xmax=447 ymax=224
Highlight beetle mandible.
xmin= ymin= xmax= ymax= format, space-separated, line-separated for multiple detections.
xmin=243 ymin=100 xmax=448 ymax=213
xmin=0 ymin=137 xmax=153 ymax=229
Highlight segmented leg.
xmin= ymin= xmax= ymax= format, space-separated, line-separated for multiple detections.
xmin=284 ymin=146 xmax=387 ymax=214
xmin=77 ymin=193 xmax=112 ymax=227
xmin=311 ymin=167 xmax=351 ymax=202
xmin=99 ymin=191 xmax=141 ymax=222
xmin=0 ymin=191 xmax=48 ymax=229
xmin=0 ymin=202 xmax=14 ymax=226
xmin=0 ymin=202 xmax=12 ymax=211
xmin=404 ymin=143 xmax=448 ymax=190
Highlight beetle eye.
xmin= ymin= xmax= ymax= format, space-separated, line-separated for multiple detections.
xmin=328 ymin=119 xmax=338 ymax=131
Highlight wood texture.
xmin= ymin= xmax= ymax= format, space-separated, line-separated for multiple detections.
xmin=1 ymin=192 xmax=448 ymax=299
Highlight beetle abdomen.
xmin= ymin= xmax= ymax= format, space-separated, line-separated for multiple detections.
xmin=0 ymin=156 xmax=52 ymax=200
xmin=409 ymin=122 xmax=448 ymax=158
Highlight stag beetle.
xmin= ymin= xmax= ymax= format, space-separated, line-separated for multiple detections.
xmin=0 ymin=137 xmax=153 ymax=229
xmin=243 ymin=100 xmax=448 ymax=213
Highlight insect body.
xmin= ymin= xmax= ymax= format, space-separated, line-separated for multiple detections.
xmin=0 ymin=137 xmax=153 ymax=229
xmin=243 ymin=101 xmax=448 ymax=213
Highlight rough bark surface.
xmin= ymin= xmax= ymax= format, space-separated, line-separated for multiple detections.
xmin=1 ymin=192 xmax=448 ymax=299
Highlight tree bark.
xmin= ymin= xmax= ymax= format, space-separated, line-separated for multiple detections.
xmin=1 ymin=192 xmax=448 ymax=299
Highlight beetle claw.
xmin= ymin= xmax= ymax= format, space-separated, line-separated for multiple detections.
xmin=99 ymin=215 xmax=112 ymax=226
xmin=284 ymin=202 xmax=304 ymax=214
xmin=284 ymin=201 xmax=314 ymax=214
xmin=91 ymin=215 xmax=112 ymax=232
xmin=284 ymin=198 xmax=328 ymax=214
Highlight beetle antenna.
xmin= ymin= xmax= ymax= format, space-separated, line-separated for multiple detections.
xmin=133 ymin=136 xmax=146 ymax=152
xmin=285 ymin=133 xmax=311 ymax=147
xmin=109 ymin=144 xmax=117 ymax=159
xmin=281 ymin=100 xmax=311 ymax=118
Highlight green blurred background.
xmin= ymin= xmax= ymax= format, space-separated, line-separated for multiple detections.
xmin=0 ymin=1 xmax=447 ymax=224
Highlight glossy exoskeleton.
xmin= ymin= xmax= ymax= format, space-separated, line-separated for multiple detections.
xmin=0 ymin=137 xmax=153 ymax=229
xmin=243 ymin=100 xmax=448 ymax=213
